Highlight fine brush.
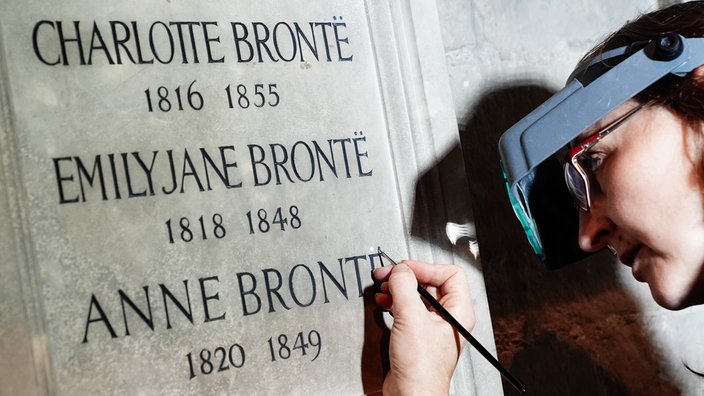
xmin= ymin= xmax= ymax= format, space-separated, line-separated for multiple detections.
xmin=377 ymin=247 xmax=526 ymax=394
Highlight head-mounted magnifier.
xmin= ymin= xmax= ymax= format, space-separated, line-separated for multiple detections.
xmin=499 ymin=34 xmax=704 ymax=268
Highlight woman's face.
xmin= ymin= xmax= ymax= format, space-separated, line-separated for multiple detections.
xmin=577 ymin=101 xmax=704 ymax=310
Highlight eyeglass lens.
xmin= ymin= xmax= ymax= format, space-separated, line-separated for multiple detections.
xmin=563 ymin=103 xmax=644 ymax=212
xmin=564 ymin=162 xmax=589 ymax=211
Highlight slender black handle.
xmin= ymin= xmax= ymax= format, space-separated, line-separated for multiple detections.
xmin=376 ymin=246 xmax=526 ymax=393
xmin=415 ymin=285 xmax=526 ymax=393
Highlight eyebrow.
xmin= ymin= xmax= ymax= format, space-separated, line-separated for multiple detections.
xmin=571 ymin=104 xmax=639 ymax=145
xmin=571 ymin=122 xmax=603 ymax=148
xmin=573 ymin=124 xmax=601 ymax=144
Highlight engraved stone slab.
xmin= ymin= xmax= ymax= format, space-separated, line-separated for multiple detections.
xmin=0 ymin=1 xmax=498 ymax=395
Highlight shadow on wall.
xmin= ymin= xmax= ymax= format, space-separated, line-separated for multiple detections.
xmin=408 ymin=143 xmax=476 ymax=261
xmin=359 ymin=140 xmax=474 ymax=395
xmin=458 ymin=83 xmax=680 ymax=395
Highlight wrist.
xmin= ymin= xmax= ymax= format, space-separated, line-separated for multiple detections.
xmin=382 ymin=372 xmax=451 ymax=396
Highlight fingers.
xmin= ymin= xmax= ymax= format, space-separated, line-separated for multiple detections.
xmin=402 ymin=260 xmax=466 ymax=290
xmin=373 ymin=260 xmax=462 ymax=287
xmin=376 ymin=260 xmax=470 ymax=301
xmin=404 ymin=261 xmax=472 ymax=309
xmin=373 ymin=260 xmax=475 ymax=331
xmin=374 ymin=281 xmax=392 ymax=310
xmin=385 ymin=263 xmax=427 ymax=317
xmin=373 ymin=264 xmax=393 ymax=282
xmin=373 ymin=263 xmax=429 ymax=316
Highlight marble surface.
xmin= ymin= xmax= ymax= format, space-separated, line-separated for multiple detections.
xmin=0 ymin=1 xmax=495 ymax=394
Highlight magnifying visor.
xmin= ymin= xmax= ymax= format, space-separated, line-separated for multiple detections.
xmin=499 ymin=34 xmax=704 ymax=268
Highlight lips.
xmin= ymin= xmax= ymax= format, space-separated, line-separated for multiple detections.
xmin=618 ymin=245 xmax=646 ymax=281
xmin=618 ymin=245 xmax=640 ymax=268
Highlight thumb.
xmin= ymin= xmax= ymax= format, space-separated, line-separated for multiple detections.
xmin=387 ymin=263 xmax=425 ymax=316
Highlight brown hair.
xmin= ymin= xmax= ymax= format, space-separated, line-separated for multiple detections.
xmin=578 ymin=1 xmax=704 ymax=124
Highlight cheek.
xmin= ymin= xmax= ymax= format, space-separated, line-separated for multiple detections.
xmin=601 ymin=137 xmax=694 ymax=234
xmin=597 ymin=160 xmax=653 ymax=229
xmin=603 ymin=146 xmax=704 ymax=308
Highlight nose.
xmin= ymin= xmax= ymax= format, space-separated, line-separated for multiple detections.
xmin=577 ymin=200 xmax=614 ymax=252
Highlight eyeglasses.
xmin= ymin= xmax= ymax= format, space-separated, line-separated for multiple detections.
xmin=564 ymin=104 xmax=644 ymax=212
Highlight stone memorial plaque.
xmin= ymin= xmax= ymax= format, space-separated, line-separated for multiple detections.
xmin=0 ymin=1 xmax=498 ymax=395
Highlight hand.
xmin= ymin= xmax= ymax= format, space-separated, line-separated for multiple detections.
xmin=373 ymin=260 xmax=475 ymax=395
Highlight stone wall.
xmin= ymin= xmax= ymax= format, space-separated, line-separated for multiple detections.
xmin=436 ymin=0 xmax=704 ymax=394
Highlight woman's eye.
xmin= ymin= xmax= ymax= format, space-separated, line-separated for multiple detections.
xmin=580 ymin=152 xmax=605 ymax=173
